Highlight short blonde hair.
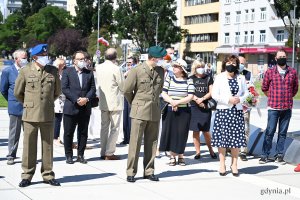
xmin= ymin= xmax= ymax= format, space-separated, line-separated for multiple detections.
xmin=191 ymin=60 xmax=205 ymax=75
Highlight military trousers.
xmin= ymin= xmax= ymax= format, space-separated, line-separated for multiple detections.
xmin=21 ymin=121 xmax=55 ymax=181
xmin=126 ymin=118 xmax=159 ymax=177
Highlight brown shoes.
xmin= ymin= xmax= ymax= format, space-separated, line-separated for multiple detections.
xmin=104 ymin=155 xmax=120 ymax=160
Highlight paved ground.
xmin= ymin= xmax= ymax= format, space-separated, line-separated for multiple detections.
xmin=0 ymin=106 xmax=300 ymax=200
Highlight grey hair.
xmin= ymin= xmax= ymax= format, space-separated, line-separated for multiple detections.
xmin=13 ymin=49 xmax=27 ymax=60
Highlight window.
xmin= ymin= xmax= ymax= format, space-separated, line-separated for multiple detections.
xmin=236 ymin=11 xmax=241 ymax=23
xmin=225 ymin=0 xmax=231 ymax=4
xmin=235 ymin=32 xmax=240 ymax=44
xmin=250 ymin=9 xmax=255 ymax=22
xmin=259 ymin=30 xmax=266 ymax=43
xmin=244 ymin=31 xmax=248 ymax=44
xmin=260 ymin=7 xmax=266 ymax=21
xmin=225 ymin=12 xmax=230 ymax=24
xmin=276 ymin=30 xmax=285 ymax=42
xmin=185 ymin=13 xmax=219 ymax=25
xmin=186 ymin=33 xmax=218 ymax=43
xmin=225 ymin=33 xmax=230 ymax=44
xmin=245 ymin=9 xmax=249 ymax=22
xmin=235 ymin=0 xmax=241 ymax=2
xmin=250 ymin=31 xmax=254 ymax=43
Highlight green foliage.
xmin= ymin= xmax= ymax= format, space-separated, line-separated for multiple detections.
xmin=0 ymin=9 xmax=3 ymax=23
xmin=114 ymin=0 xmax=185 ymax=53
xmin=0 ymin=93 xmax=8 ymax=107
xmin=0 ymin=12 xmax=25 ymax=51
xmin=31 ymin=0 xmax=47 ymax=14
xmin=92 ymin=0 xmax=115 ymax=34
xmin=74 ymin=0 xmax=95 ymax=37
xmin=21 ymin=6 xmax=73 ymax=46
xmin=21 ymin=0 xmax=32 ymax=18
xmin=48 ymin=28 xmax=87 ymax=56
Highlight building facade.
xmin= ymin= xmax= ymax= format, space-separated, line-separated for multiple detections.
xmin=179 ymin=0 xmax=220 ymax=68
xmin=215 ymin=0 xmax=291 ymax=75
xmin=3 ymin=0 xmax=67 ymax=18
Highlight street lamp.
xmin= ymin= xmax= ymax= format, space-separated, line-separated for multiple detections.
xmin=97 ymin=0 xmax=101 ymax=64
xmin=150 ymin=12 xmax=159 ymax=46
xmin=292 ymin=1 xmax=297 ymax=70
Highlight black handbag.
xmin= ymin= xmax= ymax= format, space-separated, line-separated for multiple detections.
xmin=206 ymin=98 xmax=217 ymax=110
xmin=90 ymin=97 xmax=99 ymax=108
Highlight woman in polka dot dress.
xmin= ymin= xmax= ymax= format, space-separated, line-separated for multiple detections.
xmin=211 ymin=55 xmax=249 ymax=176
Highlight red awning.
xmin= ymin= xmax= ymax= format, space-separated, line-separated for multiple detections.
xmin=239 ymin=47 xmax=293 ymax=54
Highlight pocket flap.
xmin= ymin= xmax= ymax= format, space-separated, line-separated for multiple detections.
xmin=27 ymin=78 xmax=39 ymax=83
xmin=24 ymin=102 xmax=34 ymax=108
xmin=132 ymin=100 xmax=145 ymax=106
xmin=141 ymin=78 xmax=151 ymax=83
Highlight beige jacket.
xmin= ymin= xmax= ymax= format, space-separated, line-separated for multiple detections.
xmin=95 ymin=60 xmax=124 ymax=111
xmin=14 ymin=62 xmax=61 ymax=122
xmin=123 ymin=62 xmax=164 ymax=121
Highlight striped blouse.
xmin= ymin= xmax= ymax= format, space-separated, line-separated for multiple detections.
xmin=162 ymin=75 xmax=195 ymax=107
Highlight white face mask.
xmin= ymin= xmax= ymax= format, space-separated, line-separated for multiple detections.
xmin=196 ymin=68 xmax=205 ymax=75
xmin=36 ymin=56 xmax=50 ymax=66
xmin=19 ymin=58 xmax=28 ymax=67
xmin=156 ymin=59 xmax=164 ymax=67
xmin=77 ymin=61 xmax=87 ymax=69
xmin=239 ymin=64 xmax=245 ymax=72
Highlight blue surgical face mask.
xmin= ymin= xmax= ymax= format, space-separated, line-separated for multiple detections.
xmin=36 ymin=56 xmax=50 ymax=66
xmin=77 ymin=61 xmax=87 ymax=69
xmin=156 ymin=59 xmax=164 ymax=67
xmin=239 ymin=64 xmax=245 ymax=72
xmin=196 ymin=68 xmax=205 ymax=75
xmin=19 ymin=58 xmax=28 ymax=67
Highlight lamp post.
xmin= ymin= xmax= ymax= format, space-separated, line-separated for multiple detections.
xmin=150 ymin=12 xmax=159 ymax=46
xmin=97 ymin=0 xmax=101 ymax=64
xmin=292 ymin=1 xmax=297 ymax=69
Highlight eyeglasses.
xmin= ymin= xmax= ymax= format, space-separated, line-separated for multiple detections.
xmin=127 ymin=62 xmax=132 ymax=64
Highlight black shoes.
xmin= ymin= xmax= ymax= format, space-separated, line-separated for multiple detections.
xmin=275 ymin=154 xmax=286 ymax=164
xmin=194 ymin=154 xmax=201 ymax=159
xmin=43 ymin=179 xmax=61 ymax=186
xmin=230 ymin=166 xmax=239 ymax=177
xmin=259 ymin=157 xmax=268 ymax=164
xmin=143 ymin=174 xmax=159 ymax=181
xmin=240 ymin=154 xmax=248 ymax=161
xmin=19 ymin=179 xmax=31 ymax=187
xmin=66 ymin=156 xmax=74 ymax=164
xmin=210 ymin=152 xmax=218 ymax=159
xmin=127 ymin=176 xmax=136 ymax=183
xmin=76 ymin=155 xmax=87 ymax=164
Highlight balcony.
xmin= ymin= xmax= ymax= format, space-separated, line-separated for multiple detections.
xmin=268 ymin=16 xmax=284 ymax=28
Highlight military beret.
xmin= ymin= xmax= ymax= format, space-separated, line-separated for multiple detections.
xmin=30 ymin=44 xmax=48 ymax=56
xmin=148 ymin=46 xmax=167 ymax=58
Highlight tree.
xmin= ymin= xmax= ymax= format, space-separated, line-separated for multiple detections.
xmin=48 ymin=28 xmax=87 ymax=56
xmin=0 ymin=9 xmax=3 ymax=23
xmin=114 ymin=0 xmax=186 ymax=53
xmin=74 ymin=0 xmax=94 ymax=37
xmin=21 ymin=6 xmax=73 ymax=46
xmin=0 ymin=12 xmax=25 ymax=51
xmin=21 ymin=0 xmax=32 ymax=18
xmin=31 ymin=0 xmax=47 ymax=14
xmin=92 ymin=0 xmax=115 ymax=35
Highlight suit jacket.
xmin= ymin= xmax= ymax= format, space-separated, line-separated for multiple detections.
xmin=61 ymin=66 xmax=96 ymax=116
xmin=123 ymin=62 xmax=164 ymax=121
xmin=95 ymin=60 xmax=124 ymax=111
xmin=212 ymin=72 xmax=249 ymax=110
xmin=14 ymin=62 xmax=61 ymax=122
xmin=0 ymin=64 xmax=23 ymax=116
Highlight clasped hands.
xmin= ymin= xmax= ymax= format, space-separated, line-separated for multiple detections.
xmin=77 ymin=97 xmax=88 ymax=106
xmin=229 ymin=96 xmax=240 ymax=105
xmin=195 ymin=97 xmax=205 ymax=108
xmin=169 ymin=100 xmax=180 ymax=112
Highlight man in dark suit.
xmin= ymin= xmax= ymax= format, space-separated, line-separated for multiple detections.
xmin=1 ymin=49 xmax=27 ymax=165
xmin=61 ymin=51 xmax=96 ymax=164
xmin=124 ymin=46 xmax=167 ymax=183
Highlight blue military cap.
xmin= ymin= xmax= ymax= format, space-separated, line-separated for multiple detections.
xmin=148 ymin=46 xmax=167 ymax=58
xmin=30 ymin=44 xmax=48 ymax=56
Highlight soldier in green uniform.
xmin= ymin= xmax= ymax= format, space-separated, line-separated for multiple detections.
xmin=124 ymin=46 xmax=167 ymax=183
xmin=14 ymin=44 xmax=61 ymax=187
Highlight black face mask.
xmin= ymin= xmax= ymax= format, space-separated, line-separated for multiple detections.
xmin=276 ymin=58 xmax=287 ymax=66
xmin=226 ymin=65 xmax=237 ymax=73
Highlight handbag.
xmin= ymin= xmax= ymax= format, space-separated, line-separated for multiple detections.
xmin=90 ymin=97 xmax=99 ymax=108
xmin=206 ymin=98 xmax=217 ymax=110
xmin=204 ymin=76 xmax=217 ymax=110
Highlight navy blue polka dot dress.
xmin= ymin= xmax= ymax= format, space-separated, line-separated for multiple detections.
xmin=212 ymin=78 xmax=246 ymax=148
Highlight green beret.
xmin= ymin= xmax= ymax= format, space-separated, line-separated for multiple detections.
xmin=148 ymin=46 xmax=167 ymax=58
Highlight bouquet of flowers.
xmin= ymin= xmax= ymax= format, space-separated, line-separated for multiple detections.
xmin=243 ymin=85 xmax=260 ymax=110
